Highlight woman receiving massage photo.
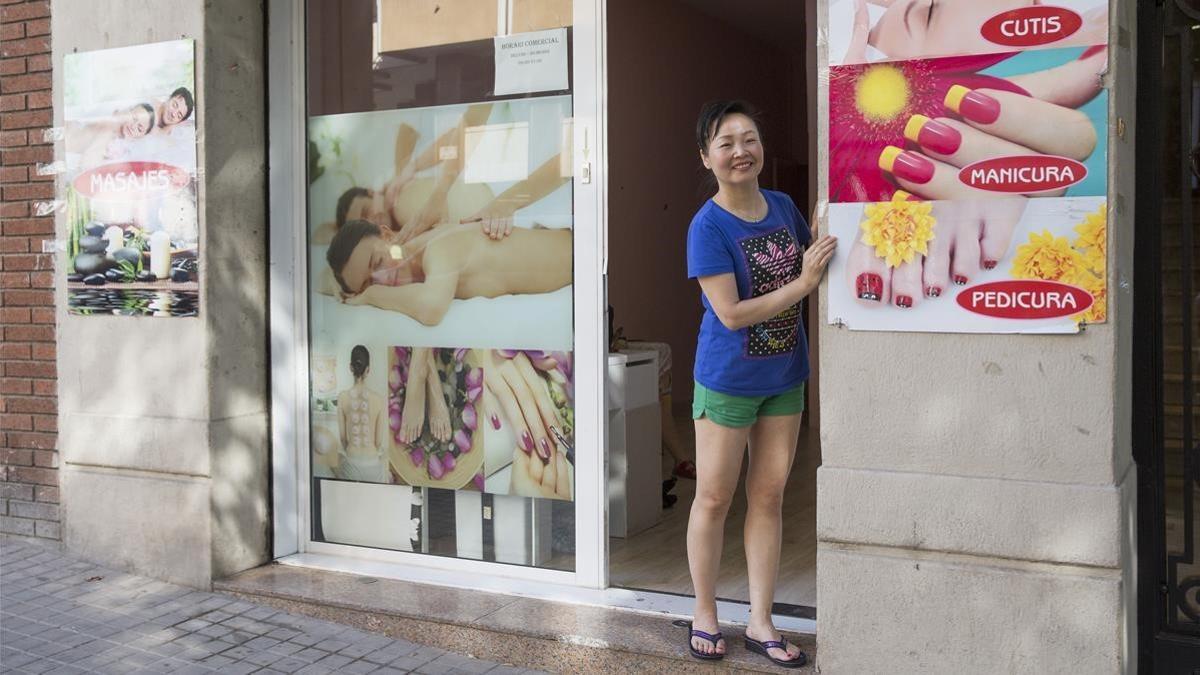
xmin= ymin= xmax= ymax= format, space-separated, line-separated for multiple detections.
xmin=322 ymin=218 xmax=571 ymax=326
xmin=336 ymin=346 xmax=389 ymax=483
xmin=683 ymin=101 xmax=836 ymax=668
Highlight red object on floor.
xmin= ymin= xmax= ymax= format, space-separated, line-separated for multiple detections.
xmin=674 ymin=460 xmax=697 ymax=480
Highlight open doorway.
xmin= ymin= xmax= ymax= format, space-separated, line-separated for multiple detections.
xmin=605 ymin=0 xmax=817 ymax=612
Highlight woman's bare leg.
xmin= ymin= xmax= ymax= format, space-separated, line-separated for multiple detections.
xmin=686 ymin=417 xmax=750 ymax=656
xmin=743 ymin=412 xmax=804 ymax=662
xmin=400 ymin=348 xmax=429 ymax=443
xmin=425 ymin=350 xmax=452 ymax=442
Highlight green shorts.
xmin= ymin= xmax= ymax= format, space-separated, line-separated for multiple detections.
xmin=692 ymin=382 xmax=806 ymax=428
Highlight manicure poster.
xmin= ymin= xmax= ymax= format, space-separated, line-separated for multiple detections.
xmin=822 ymin=1 xmax=1109 ymax=333
xmin=308 ymin=95 xmax=576 ymax=502
xmin=62 ymin=39 xmax=199 ymax=317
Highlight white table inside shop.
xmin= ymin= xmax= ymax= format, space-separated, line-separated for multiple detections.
xmin=607 ymin=349 xmax=662 ymax=538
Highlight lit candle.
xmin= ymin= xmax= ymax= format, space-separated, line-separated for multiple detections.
xmin=150 ymin=231 xmax=171 ymax=279
xmin=103 ymin=226 xmax=123 ymax=255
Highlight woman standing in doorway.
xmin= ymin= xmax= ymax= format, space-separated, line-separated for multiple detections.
xmin=685 ymin=101 xmax=836 ymax=667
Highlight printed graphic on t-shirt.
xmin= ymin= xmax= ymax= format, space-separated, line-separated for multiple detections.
xmin=739 ymin=227 xmax=803 ymax=357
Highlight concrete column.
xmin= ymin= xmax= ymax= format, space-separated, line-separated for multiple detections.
xmin=813 ymin=1 xmax=1137 ymax=673
xmin=53 ymin=0 xmax=269 ymax=588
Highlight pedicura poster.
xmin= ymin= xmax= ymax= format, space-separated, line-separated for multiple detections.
xmin=62 ymin=39 xmax=199 ymax=317
xmin=828 ymin=45 xmax=1108 ymax=204
xmin=826 ymin=0 xmax=1109 ymax=66
xmin=825 ymin=196 xmax=1106 ymax=333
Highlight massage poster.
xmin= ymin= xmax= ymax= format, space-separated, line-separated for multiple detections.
xmin=63 ymin=40 xmax=199 ymax=317
xmin=823 ymin=1 xmax=1109 ymax=334
xmin=307 ymin=96 xmax=575 ymax=501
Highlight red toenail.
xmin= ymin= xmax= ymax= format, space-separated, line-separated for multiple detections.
xmin=925 ymin=286 xmax=941 ymax=298
xmin=895 ymin=295 xmax=913 ymax=308
xmin=953 ymin=275 xmax=969 ymax=286
xmin=857 ymin=274 xmax=883 ymax=301
xmin=983 ymin=259 xmax=998 ymax=270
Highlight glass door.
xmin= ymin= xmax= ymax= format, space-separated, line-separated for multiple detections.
xmin=271 ymin=0 xmax=606 ymax=589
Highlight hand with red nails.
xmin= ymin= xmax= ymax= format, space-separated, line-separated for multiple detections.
xmin=877 ymin=48 xmax=1106 ymax=201
xmin=845 ymin=197 xmax=1025 ymax=309
xmin=482 ymin=350 xmax=566 ymax=488
xmin=509 ymin=438 xmax=572 ymax=500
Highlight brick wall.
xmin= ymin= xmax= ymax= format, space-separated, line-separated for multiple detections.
xmin=0 ymin=0 xmax=59 ymax=541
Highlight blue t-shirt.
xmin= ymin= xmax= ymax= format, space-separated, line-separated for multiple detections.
xmin=687 ymin=189 xmax=811 ymax=397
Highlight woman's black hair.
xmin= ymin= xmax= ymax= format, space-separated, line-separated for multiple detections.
xmin=350 ymin=345 xmax=370 ymax=379
xmin=696 ymin=99 xmax=762 ymax=153
xmin=336 ymin=187 xmax=371 ymax=229
xmin=326 ymin=219 xmax=382 ymax=295
xmin=134 ymin=102 xmax=156 ymax=136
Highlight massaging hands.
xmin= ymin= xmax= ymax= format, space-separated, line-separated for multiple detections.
xmin=461 ymin=202 xmax=517 ymax=240
xmin=509 ymin=436 xmax=572 ymax=499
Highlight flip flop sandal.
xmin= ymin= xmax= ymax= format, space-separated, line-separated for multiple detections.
xmin=686 ymin=622 xmax=725 ymax=661
xmin=744 ymin=634 xmax=807 ymax=668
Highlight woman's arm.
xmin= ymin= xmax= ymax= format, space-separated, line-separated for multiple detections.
xmin=464 ymin=153 xmax=570 ymax=233
xmin=697 ymin=234 xmax=837 ymax=331
xmin=698 ymin=274 xmax=812 ymax=332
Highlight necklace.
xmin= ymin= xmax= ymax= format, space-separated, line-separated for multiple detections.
xmin=717 ymin=194 xmax=768 ymax=223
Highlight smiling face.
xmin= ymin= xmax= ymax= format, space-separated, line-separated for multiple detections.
xmin=120 ymin=106 xmax=153 ymax=139
xmin=700 ymin=113 xmax=764 ymax=190
xmin=871 ymin=0 xmax=1040 ymax=60
xmin=344 ymin=192 xmax=392 ymax=231
xmin=161 ymin=94 xmax=190 ymax=127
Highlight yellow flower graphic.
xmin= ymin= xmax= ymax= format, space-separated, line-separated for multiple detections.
xmin=1072 ymin=269 xmax=1107 ymax=324
xmin=859 ymin=196 xmax=936 ymax=268
xmin=1073 ymin=205 xmax=1107 ymax=273
xmin=1010 ymin=230 xmax=1086 ymax=282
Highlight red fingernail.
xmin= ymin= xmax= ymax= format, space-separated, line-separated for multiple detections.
xmin=925 ymin=286 xmax=942 ymax=298
xmin=895 ymin=295 xmax=913 ymax=308
xmin=904 ymin=115 xmax=962 ymax=155
xmin=857 ymin=273 xmax=883 ymax=301
xmin=879 ymin=146 xmax=935 ymax=184
xmin=538 ymin=438 xmax=552 ymax=461
xmin=983 ymin=259 xmax=998 ymax=270
xmin=953 ymin=275 xmax=969 ymax=286
xmin=491 ymin=414 xmax=501 ymax=430
xmin=945 ymin=85 xmax=1001 ymax=125
xmin=521 ymin=431 xmax=534 ymax=453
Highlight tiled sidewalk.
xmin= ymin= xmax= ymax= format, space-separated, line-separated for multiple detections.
xmin=0 ymin=539 xmax=542 ymax=674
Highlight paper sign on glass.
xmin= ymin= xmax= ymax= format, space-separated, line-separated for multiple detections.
xmin=494 ymin=28 xmax=569 ymax=96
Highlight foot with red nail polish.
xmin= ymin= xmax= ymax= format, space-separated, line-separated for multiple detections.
xmin=843 ymin=199 xmax=1027 ymax=312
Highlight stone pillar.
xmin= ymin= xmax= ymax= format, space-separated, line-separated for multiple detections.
xmin=53 ymin=0 xmax=269 ymax=588
xmin=813 ymin=1 xmax=1137 ymax=672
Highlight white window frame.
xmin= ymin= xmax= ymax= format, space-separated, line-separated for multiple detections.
xmin=267 ymin=0 xmax=609 ymax=591
xmin=267 ymin=0 xmax=816 ymax=635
